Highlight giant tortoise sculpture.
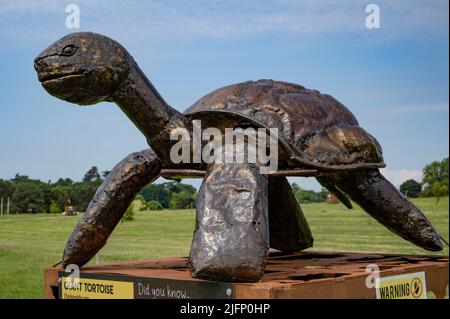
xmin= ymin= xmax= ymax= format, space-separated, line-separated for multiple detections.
xmin=34 ymin=32 xmax=444 ymax=282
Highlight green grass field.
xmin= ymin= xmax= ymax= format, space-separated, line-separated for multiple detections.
xmin=0 ymin=197 xmax=448 ymax=298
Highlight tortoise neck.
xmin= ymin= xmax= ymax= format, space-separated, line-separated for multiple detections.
xmin=111 ymin=61 xmax=180 ymax=140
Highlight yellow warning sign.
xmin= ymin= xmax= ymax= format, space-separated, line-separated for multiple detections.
xmin=61 ymin=276 xmax=134 ymax=299
xmin=376 ymin=271 xmax=427 ymax=299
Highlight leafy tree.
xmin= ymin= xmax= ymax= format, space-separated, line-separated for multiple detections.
xmin=54 ymin=178 xmax=73 ymax=186
xmin=50 ymin=185 xmax=72 ymax=211
xmin=134 ymin=194 xmax=146 ymax=211
xmin=146 ymin=200 xmax=163 ymax=210
xmin=426 ymin=182 xmax=449 ymax=204
xmin=49 ymin=201 xmax=61 ymax=214
xmin=139 ymin=181 xmax=197 ymax=209
xmin=13 ymin=173 xmax=30 ymax=182
xmin=102 ymin=170 xmax=111 ymax=179
xmin=291 ymin=183 xmax=327 ymax=203
xmin=422 ymin=157 xmax=449 ymax=186
xmin=11 ymin=179 xmax=48 ymax=214
xmin=140 ymin=184 xmax=171 ymax=208
xmin=421 ymin=157 xmax=449 ymax=202
xmin=169 ymin=191 xmax=196 ymax=209
xmin=0 ymin=179 xmax=15 ymax=199
xmin=399 ymin=179 xmax=422 ymax=198
xmin=83 ymin=166 xmax=101 ymax=184
xmin=135 ymin=194 xmax=145 ymax=202
xmin=71 ymin=182 xmax=97 ymax=211
xmin=162 ymin=182 xmax=196 ymax=195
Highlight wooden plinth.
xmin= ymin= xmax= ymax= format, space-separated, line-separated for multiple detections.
xmin=44 ymin=251 xmax=449 ymax=299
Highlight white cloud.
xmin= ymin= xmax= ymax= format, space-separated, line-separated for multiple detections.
xmin=0 ymin=0 xmax=447 ymax=41
xmin=380 ymin=167 xmax=422 ymax=187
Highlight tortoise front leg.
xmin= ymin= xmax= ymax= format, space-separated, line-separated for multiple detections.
xmin=188 ymin=163 xmax=270 ymax=282
xmin=62 ymin=149 xmax=161 ymax=268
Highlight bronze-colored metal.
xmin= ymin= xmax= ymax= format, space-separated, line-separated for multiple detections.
xmin=160 ymin=169 xmax=204 ymax=179
xmin=188 ymin=163 xmax=269 ymax=282
xmin=322 ymin=170 xmax=443 ymax=251
xmin=316 ymin=175 xmax=353 ymax=209
xmin=268 ymin=177 xmax=314 ymax=252
xmin=184 ymin=81 xmax=385 ymax=171
xmin=62 ymin=149 xmax=161 ymax=267
xmin=271 ymin=169 xmax=318 ymax=177
xmin=160 ymin=168 xmax=318 ymax=179
xmin=35 ymin=32 xmax=444 ymax=283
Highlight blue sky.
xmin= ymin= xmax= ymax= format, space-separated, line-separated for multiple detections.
xmin=0 ymin=0 xmax=448 ymax=191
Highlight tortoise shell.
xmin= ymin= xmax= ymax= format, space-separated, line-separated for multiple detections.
xmin=185 ymin=79 xmax=384 ymax=171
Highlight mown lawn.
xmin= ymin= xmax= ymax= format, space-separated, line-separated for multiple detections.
xmin=0 ymin=197 xmax=448 ymax=298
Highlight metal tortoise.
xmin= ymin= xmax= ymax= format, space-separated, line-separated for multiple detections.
xmin=34 ymin=32 xmax=444 ymax=282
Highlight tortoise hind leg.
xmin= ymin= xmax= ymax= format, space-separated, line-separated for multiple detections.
xmin=62 ymin=149 xmax=162 ymax=268
xmin=269 ymin=176 xmax=314 ymax=252
xmin=188 ymin=162 xmax=269 ymax=282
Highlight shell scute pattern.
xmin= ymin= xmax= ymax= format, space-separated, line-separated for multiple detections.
xmin=186 ymin=80 xmax=383 ymax=169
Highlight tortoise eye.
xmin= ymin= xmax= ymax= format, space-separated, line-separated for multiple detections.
xmin=61 ymin=45 xmax=77 ymax=56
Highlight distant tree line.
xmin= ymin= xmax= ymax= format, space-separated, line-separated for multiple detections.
xmin=291 ymin=183 xmax=328 ymax=203
xmin=0 ymin=167 xmax=104 ymax=214
xmin=1 ymin=157 xmax=447 ymax=213
xmin=137 ymin=182 xmax=197 ymax=210
xmin=0 ymin=166 xmax=198 ymax=214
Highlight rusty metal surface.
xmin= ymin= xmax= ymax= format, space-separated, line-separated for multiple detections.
xmin=188 ymin=163 xmax=270 ymax=282
xmin=44 ymin=252 xmax=449 ymax=299
xmin=35 ymin=32 xmax=445 ymax=283
xmin=160 ymin=168 xmax=318 ymax=179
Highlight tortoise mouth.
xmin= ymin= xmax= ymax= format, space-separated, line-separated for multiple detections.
xmin=38 ymin=71 xmax=85 ymax=83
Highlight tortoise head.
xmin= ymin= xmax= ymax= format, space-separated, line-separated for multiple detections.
xmin=34 ymin=32 xmax=131 ymax=105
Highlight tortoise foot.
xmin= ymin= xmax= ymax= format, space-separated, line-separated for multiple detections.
xmin=188 ymin=163 xmax=269 ymax=282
